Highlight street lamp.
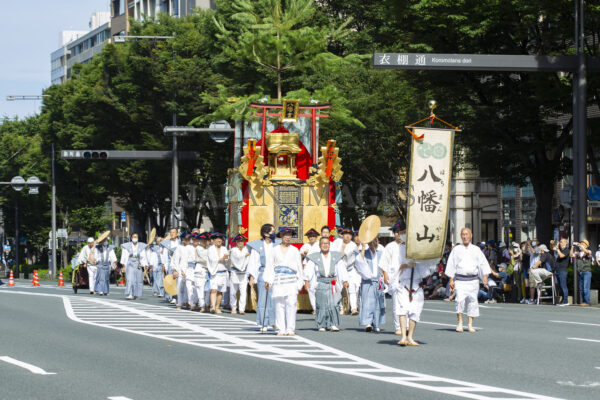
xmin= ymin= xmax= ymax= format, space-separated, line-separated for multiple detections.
xmin=0 ymin=176 xmax=46 ymax=277
xmin=163 ymin=121 xmax=234 ymax=227
xmin=6 ymin=94 xmax=58 ymax=279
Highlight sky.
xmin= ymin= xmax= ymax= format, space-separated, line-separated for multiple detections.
xmin=0 ymin=0 xmax=111 ymax=120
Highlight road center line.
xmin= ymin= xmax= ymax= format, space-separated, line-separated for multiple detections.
xmin=567 ymin=337 xmax=600 ymax=343
xmin=0 ymin=356 xmax=56 ymax=375
xmin=551 ymin=320 xmax=600 ymax=327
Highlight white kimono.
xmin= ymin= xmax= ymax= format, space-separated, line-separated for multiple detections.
xmin=300 ymin=241 xmax=320 ymax=310
xmin=170 ymin=244 xmax=195 ymax=307
xmin=445 ymin=243 xmax=491 ymax=317
xmin=78 ymin=245 xmax=97 ymax=292
xmin=331 ymin=239 xmax=359 ymax=311
xmin=263 ymin=245 xmax=304 ymax=335
xmin=229 ymin=246 xmax=249 ymax=312
xmin=383 ymin=242 xmax=431 ymax=323
xmin=208 ymin=245 xmax=230 ymax=292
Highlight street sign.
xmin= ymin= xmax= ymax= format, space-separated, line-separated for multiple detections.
xmin=372 ymin=53 xmax=600 ymax=72
xmin=121 ymin=212 xmax=126 ymax=222
xmin=27 ymin=176 xmax=41 ymax=194
xmin=587 ymin=185 xmax=600 ymax=201
xmin=588 ymin=200 xmax=600 ymax=208
xmin=57 ymin=228 xmax=68 ymax=238
xmin=10 ymin=176 xmax=25 ymax=191
xmin=3 ymin=245 xmax=10 ymax=253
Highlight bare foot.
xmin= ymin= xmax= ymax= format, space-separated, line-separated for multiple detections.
xmin=456 ymin=327 xmax=464 ymax=332
xmin=468 ymin=327 xmax=476 ymax=333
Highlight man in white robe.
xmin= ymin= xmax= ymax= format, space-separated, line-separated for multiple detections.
xmin=304 ymin=237 xmax=349 ymax=331
xmin=247 ymin=224 xmax=277 ymax=331
xmin=381 ymin=220 xmax=409 ymax=335
xmin=229 ymin=234 xmax=249 ymax=314
xmin=194 ymin=233 xmax=210 ymax=312
xmin=77 ymin=237 xmax=96 ymax=294
xmin=208 ymin=233 xmax=229 ymax=314
xmin=93 ymin=237 xmax=117 ymax=295
xmin=170 ymin=231 xmax=192 ymax=309
xmin=331 ymin=228 xmax=358 ymax=315
xmin=263 ymin=228 xmax=305 ymax=336
xmin=120 ymin=233 xmax=147 ymax=300
xmin=160 ymin=228 xmax=180 ymax=304
xmin=300 ymin=228 xmax=320 ymax=312
xmin=355 ymin=237 xmax=386 ymax=332
xmin=445 ymin=227 xmax=491 ymax=332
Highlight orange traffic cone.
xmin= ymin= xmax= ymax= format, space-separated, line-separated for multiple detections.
xmin=32 ymin=270 xmax=40 ymax=287
xmin=118 ymin=276 xmax=125 ymax=286
xmin=8 ymin=270 xmax=15 ymax=287
xmin=57 ymin=270 xmax=65 ymax=287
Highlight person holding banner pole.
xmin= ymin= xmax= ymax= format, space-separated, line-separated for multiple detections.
xmin=445 ymin=227 xmax=491 ymax=332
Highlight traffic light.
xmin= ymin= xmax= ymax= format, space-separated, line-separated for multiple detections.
xmin=62 ymin=150 xmax=109 ymax=159
xmin=82 ymin=151 xmax=109 ymax=159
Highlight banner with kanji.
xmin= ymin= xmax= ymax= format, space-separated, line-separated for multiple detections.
xmin=406 ymin=127 xmax=455 ymax=259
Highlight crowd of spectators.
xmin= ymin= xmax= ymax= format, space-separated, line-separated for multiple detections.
xmin=422 ymin=236 xmax=597 ymax=306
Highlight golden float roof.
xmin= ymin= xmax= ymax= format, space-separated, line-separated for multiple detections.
xmin=266 ymin=131 xmax=301 ymax=154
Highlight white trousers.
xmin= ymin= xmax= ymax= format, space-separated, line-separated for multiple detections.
xmin=394 ymin=287 xmax=424 ymax=322
xmin=193 ymin=278 xmax=207 ymax=308
xmin=274 ymin=294 xmax=297 ymax=334
xmin=176 ymin=276 xmax=188 ymax=307
xmin=347 ymin=269 xmax=361 ymax=311
xmin=87 ymin=265 xmax=97 ymax=292
xmin=308 ymin=289 xmax=316 ymax=311
xmin=391 ymin=289 xmax=400 ymax=330
xmin=185 ymin=279 xmax=198 ymax=306
xmin=455 ymin=280 xmax=480 ymax=318
xmin=229 ymin=279 xmax=248 ymax=312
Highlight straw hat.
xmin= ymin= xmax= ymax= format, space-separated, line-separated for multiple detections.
xmin=148 ymin=228 xmax=156 ymax=245
xmin=358 ymin=215 xmax=381 ymax=244
xmin=96 ymin=230 xmax=111 ymax=243
xmin=163 ymin=274 xmax=178 ymax=296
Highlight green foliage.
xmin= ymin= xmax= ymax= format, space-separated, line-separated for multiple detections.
xmin=69 ymin=206 xmax=112 ymax=237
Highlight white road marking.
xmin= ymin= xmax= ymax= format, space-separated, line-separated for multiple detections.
xmin=567 ymin=337 xmax=600 ymax=343
xmin=556 ymin=381 xmax=600 ymax=387
xmin=423 ymin=308 xmax=456 ymax=314
xmin=595 ymin=367 xmax=600 ymax=370
xmin=0 ymin=356 xmax=56 ymax=375
xmin=0 ymin=290 xmax=561 ymax=400
xmin=107 ymin=397 xmax=134 ymax=400
xmin=551 ymin=320 xmax=600 ymax=327
xmin=419 ymin=321 xmax=482 ymax=330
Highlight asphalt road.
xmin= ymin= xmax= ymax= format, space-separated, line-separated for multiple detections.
xmin=1 ymin=281 xmax=598 ymax=400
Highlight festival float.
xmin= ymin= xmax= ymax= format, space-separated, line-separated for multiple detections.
xmin=224 ymin=100 xmax=343 ymax=310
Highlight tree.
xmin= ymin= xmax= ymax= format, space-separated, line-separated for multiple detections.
xmin=40 ymin=11 xmax=233 ymax=235
xmin=319 ymin=0 xmax=598 ymax=243
xmin=213 ymin=0 xmax=351 ymax=100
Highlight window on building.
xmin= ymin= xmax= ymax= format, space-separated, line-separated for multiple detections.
xmin=113 ymin=0 xmax=125 ymax=16
xmin=502 ymin=199 xmax=516 ymax=225
xmin=502 ymin=185 xmax=516 ymax=198
xmin=481 ymin=219 xmax=497 ymax=243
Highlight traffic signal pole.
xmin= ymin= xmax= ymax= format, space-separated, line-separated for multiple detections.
xmin=51 ymin=143 xmax=57 ymax=279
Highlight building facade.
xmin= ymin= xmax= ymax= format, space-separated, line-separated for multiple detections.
xmin=111 ymin=0 xmax=215 ymax=37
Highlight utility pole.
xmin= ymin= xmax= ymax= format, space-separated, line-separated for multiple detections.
xmin=51 ymin=143 xmax=57 ymax=279
xmin=14 ymin=201 xmax=18 ymax=277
